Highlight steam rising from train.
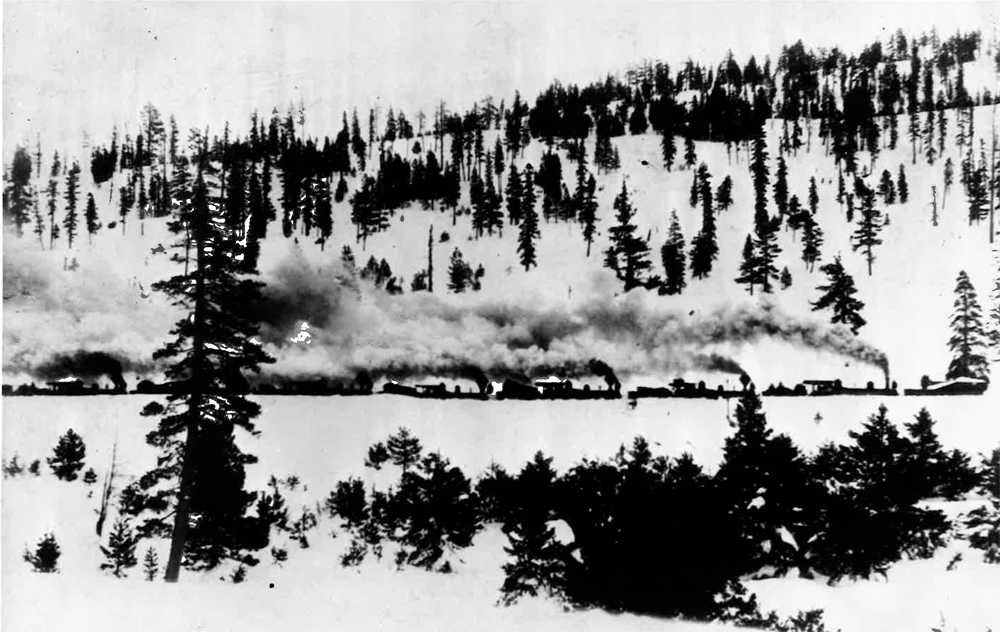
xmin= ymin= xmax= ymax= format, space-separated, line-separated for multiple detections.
xmin=4 ymin=244 xmax=889 ymax=388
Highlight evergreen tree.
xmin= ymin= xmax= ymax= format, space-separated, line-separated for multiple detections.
xmin=100 ymin=517 xmax=139 ymax=578
xmin=690 ymin=163 xmax=718 ymax=279
xmin=579 ymin=174 xmax=598 ymax=257
xmin=660 ymin=211 xmax=686 ymax=295
xmin=603 ymin=181 xmax=652 ymax=291
xmin=315 ymin=176 xmax=333 ymax=250
xmin=628 ymin=98 xmax=649 ymax=135
xmin=448 ymin=248 xmax=471 ymax=292
xmin=387 ymin=427 xmax=424 ymax=472
xmin=83 ymin=468 xmax=98 ymax=485
xmin=716 ymin=176 xmax=734 ymax=212
xmin=47 ymin=429 xmax=86 ymax=481
xmin=494 ymin=137 xmax=505 ymax=189
xmin=335 ymin=174 xmax=349 ymax=204
xmin=62 ymin=161 xmax=80 ymax=248
xmin=660 ymin=129 xmax=677 ymax=171
xmin=943 ymin=158 xmax=954 ymax=208
xmin=734 ymin=234 xmax=760 ymax=295
xmin=83 ymin=193 xmax=101 ymax=244
xmin=801 ymin=212 xmax=824 ymax=272
xmin=753 ymin=213 xmax=782 ymax=294
xmin=751 ymin=125 xmax=770 ymax=227
xmin=808 ymin=176 xmax=819 ymax=215
xmin=851 ymin=178 xmax=883 ymax=276
xmin=23 ymin=533 xmax=60 ymax=573
xmin=517 ymin=185 xmax=540 ymax=271
xmin=716 ymin=391 xmax=821 ymax=577
xmin=774 ymin=155 xmax=789 ymax=217
xmin=946 ymin=270 xmax=990 ymax=381
xmin=351 ymin=108 xmax=367 ymax=172
xmin=504 ymin=163 xmax=522 ymax=226
xmin=811 ymin=256 xmax=866 ymax=333
xmin=780 ymin=266 xmax=793 ymax=289
xmin=499 ymin=452 xmax=572 ymax=605
xmin=684 ymin=135 xmax=697 ymax=169
xmin=143 ymin=547 xmax=160 ymax=581
xmin=2 ymin=146 xmax=33 ymax=237
xmin=136 ymin=155 xmax=276 ymax=582
xmin=878 ymin=169 xmax=896 ymax=205
xmin=898 ymin=164 xmax=909 ymax=203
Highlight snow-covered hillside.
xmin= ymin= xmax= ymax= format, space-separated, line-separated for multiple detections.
xmin=4 ymin=105 xmax=998 ymax=390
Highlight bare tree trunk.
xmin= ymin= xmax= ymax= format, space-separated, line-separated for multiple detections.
xmin=95 ymin=436 xmax=118 ymax=536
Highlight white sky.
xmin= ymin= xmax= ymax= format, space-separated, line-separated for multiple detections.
xmin=3 ymin=1 xmax=998 ymax=158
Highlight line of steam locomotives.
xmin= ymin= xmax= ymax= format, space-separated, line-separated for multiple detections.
xmin=2 ymin=365 xmax=988 ymax=398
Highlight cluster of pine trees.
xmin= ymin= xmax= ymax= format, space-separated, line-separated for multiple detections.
xmin=319 ymin=398 xmax=989 ymax=622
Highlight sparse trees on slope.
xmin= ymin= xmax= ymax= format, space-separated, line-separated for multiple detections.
xmin=660 ymin=211 xmax=686 ymax=295
xmin=603 ymin=180 xmax=652 ymax=291
xmin=946 ymin=270 xmax=990 ymax=381
xmin=811 ymin=255 xmax=866 ymax=334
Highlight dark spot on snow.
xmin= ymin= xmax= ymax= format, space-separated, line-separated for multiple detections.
xmin=269 ymin=583 xmax=275 ymax=588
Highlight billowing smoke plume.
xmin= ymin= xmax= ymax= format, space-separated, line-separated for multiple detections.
xmin=32 ymin=351 xmax=131 ymax=389
xmin=248 ymin=250 xmax=889 ymax=385
xmin=5 ymin=241 xmax=889 ymax=388
xmin=693 ymin=353 xmax=745 ymax=375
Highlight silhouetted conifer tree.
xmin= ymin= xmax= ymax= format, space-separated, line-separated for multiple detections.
xmin=660 ymin=211 xmax=686 ymax=295
xmin=604 ymin=181 xmax=651 ymax=291
xmin=811 ymin=255 xmax=866 ymax=333
xmin=946 ymin=270 xmax=990 ymax=381
xmin=48 ymin=429 xmax=86 ymax=481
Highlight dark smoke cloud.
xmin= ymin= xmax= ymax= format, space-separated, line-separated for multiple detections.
xmin=693 ymin=353 xmax=745 ymax=375
xmin=32 ymin=351 xmax=132 ymax=389
xmin=6 ymin=242 xmax=890 ymax=389
xmin=255 ymin=252 xmax=890 ymax=386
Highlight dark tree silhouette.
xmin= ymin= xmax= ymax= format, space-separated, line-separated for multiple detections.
xmin=138 ymin=155 xmax=276 ymax=582
xmin=48 ymin=429 xmax=86 ymax=481
xmin=603 ymin=180 xmax=651 ymax=291
xmin=660 ymin=211 xmax=686 ymax=295
xmin=811 ymin=255 xmax=866 ymax=333
xmin=3 ymin=146 xmax=33 ymax=237
xmin=946 ymin=270 xmax=990 ymax=381
xmin=62 ymin=161 xmax=81 ymax=248
xmin=851 ymin=178 xmax=883 ymax=276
